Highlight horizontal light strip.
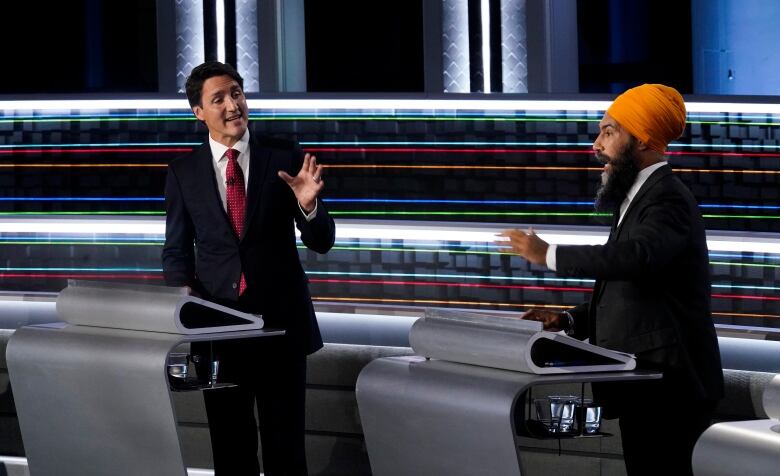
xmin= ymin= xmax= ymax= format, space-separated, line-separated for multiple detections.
xmin=0 ymin=218 xmax=777 ymax=254
xmin=0 ymin=266 xmax=769 ymax=290
xmin=0 ymin=164 xmax=166 ymax=168
xmin=0 ymin=197 xmax=163 ymax=202
xmin=312 ymin=146 xmax=780 ymax=158
xmin=0 ymin=143 xmax=196 ymax=150
xmin=3 ymin=110 xmax=779 ymax=120
xmin=313 ymin=296 xmax=780 ymax=318
xmin=3 ymin=98 xmax=780 ymax=115
xmin=313 ymin=296 xmax=566 ymax=309
xmin=0 ymin=273 xmax=161 ymax=279
xmin=302 ymin=140 xmax=780 ymax=150
xmin=306 ymin=271 xmax=777 ymax=290
xmin=324 ymin=164 xmax=780 ymax=176
xmin=310 ymin=278 xmax=778 ymax=298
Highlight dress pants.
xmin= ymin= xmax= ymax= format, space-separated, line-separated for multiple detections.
xmin=195 ymin=334 xmax=308 ymax=476
xmin=598 ymin=371 xmax=717 ymax=476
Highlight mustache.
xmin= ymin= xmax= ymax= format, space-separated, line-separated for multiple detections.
xmin=595 ymin=152 xmax=611 ymax=165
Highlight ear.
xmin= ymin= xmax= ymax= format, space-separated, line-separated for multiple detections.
xmin=635 ymin=139 xmax=650 ymax=151
xmin=192 ymin=105 xmax=204 ymax=122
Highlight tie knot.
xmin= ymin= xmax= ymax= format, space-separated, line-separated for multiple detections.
xmin=225 ymin=148 xmax=239 ymax=162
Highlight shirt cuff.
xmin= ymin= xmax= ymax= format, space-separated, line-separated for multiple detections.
xmin=299 ymin=200 xmax=318 ymax=221
xmin=545 ymin=244 xmax=557 ymax=271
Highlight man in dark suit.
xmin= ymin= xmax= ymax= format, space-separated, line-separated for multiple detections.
xmin=162 ymin=61 xmax=335 ymax=475
xmin=499 ymin=84 xmax=723 ymax=475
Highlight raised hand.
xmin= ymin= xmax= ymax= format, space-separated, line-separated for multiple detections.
xmin=278 ymin=153 xmax=324 ymax=213
xmin=495 ymin=227 xmax=549 ymax=266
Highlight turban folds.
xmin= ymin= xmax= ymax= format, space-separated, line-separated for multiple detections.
xmin=606 ymin=83 xmax=686 ymax=153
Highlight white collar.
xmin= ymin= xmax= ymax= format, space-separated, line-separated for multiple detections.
xmin=208 ymin=128 xmax=250 ymax=163
xmin=626 ymin=160 xmax=667 ymax=205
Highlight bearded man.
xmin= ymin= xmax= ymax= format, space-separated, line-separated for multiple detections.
xmin=499 ymin=84 xmax=723 ymax=475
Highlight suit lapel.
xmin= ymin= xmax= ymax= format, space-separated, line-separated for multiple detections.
xmin=594 ymin=165 xmax=671 ymax=309
xmin=243 ymin=139 xmax=271 ymax=240
xmin=193 ymin=144 xmax=234 ymax=234
xmin=612 ymin=164 xmax=672 ymax=241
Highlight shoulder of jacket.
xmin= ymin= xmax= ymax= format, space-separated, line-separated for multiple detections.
xmin=253 ymin=134 xmax=300 ymax=152
xmin=168 ymin=143 xmax=209 ymax=169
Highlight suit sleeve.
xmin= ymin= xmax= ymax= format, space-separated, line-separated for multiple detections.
xmin=161 ymin=165 xmax=197 ymax=286
xmin=568 ymin=301 xmax=590 ymax=341
xmin=290 ymin=147 xmax=336 ymax=254
xmin=556 ymin=189 xmax=692 ymax=280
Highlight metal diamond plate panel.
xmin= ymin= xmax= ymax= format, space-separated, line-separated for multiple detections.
xmin=236 ymin=0 xmax=260 ymax=92
xmin=501 ymin=0 xmax=528 ymax=93
xmin=442 ymin=0 xmax=470 ymax=93
xmin=175 ymin=0 xmax=206 ymax=93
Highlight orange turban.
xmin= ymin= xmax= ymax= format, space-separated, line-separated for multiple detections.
xmin=606 ymin=83 xmax=687 ymax=153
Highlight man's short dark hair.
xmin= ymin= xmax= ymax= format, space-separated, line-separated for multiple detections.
xmin=185 ymin=61 xmax=244 ymax=108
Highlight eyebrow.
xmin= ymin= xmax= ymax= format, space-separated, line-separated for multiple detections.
xmin=600 ymin=123 xmax=617 ymax=131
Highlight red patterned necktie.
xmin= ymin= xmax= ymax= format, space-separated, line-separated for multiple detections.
xmin=225 ymin=148 xmax=247 ymax=295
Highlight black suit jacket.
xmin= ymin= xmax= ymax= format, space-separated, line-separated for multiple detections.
xmin=557 ymin=164 xmax=723 ymax=401
xmin=162 ymin=135 xmax=335 ymax=355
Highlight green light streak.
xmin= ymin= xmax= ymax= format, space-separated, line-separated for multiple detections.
xmin=0 ymin=211 xmax=164 ymax=216
xmin=2 ymin=115 xmax=780 ymax=127
xmin=329 ymin=211 xmax=611 ymax=217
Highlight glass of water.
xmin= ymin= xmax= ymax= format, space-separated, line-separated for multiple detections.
xmin=167 ymin=353 xmax=189 ymax=380
xmin=549 ymin=395 xmax=578 ymax=434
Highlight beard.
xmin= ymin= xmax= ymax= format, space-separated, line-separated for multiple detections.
xmin=594 ymin=139 xmax=640 ymax=213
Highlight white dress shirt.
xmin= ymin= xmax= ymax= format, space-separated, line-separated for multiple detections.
xmin=545 ymin=160 xmax=667 ymax=271
xmin=208 ymin=129 xmax=317 ymax=221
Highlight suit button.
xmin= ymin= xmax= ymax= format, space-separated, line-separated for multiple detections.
xmin=232 ymin=282 xmax=237 ymax=289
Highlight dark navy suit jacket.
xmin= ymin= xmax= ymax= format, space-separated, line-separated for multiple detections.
xmin=557 ymin=164 xmax=723 ymax=401
xmin=162 ymin=135 xmax=335 ymax=355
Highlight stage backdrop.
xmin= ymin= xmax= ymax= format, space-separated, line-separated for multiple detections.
xmin=0 ymin=97 xmax=778 ymax=330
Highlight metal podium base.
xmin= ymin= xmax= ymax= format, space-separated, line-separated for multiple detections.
xmin=356 ymin=356 xmax=660 ymax=476
xmin=7 ymin=323 xmax=282 ymax=476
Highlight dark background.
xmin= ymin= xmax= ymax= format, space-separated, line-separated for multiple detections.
xmin=0 ymin=0 xmax=694 ymax=94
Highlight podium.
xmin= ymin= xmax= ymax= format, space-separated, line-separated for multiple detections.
xmin=693 ymin=374 xmax=780 ymax=476
xmin=356 ymin=310 xmax=660 ymax=476
xmin=6 ymin=281 xmax=284 ymax=476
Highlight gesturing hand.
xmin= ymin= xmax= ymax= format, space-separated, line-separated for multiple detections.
xmin=495 ymin=228 xmax=549 ymax=266
xmin=278 ymin=153 xmax=324 ymax=213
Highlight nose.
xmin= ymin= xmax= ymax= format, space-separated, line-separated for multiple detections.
xmin=592 ymin=136 xmax=602 ymax=152
xmin=225 ymin=96 xmax=238 ymax=111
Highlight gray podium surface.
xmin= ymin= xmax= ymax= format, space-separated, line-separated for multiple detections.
xmin=692 ymin=374 xmax=780 ymax=476
xmin=356 ymin=356 xmax=660 ymax=476
xmin=6 ymin=280 xmax=285 ymax=476
xmin=7 ymin=323 xmax=283 ymax=476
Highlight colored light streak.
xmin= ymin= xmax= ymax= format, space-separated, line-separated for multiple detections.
xmin=0 ymin=143 xmax=197 ymax=149
xmin=312 ymin=296 xmax=780 ymax=318
xmin=329 ymin=211 xmax=610 ymax=217
xmin=3 ymin=97 xmax=780 ymax=114
xmin=309 ymin=278 xmax=591 ymax=293
xmin=0 ymin=197 xmax=163 ymax=202
xmin=1 ymin=218 xmax=776 ymax=255
xmin=306 ymin=270 xmax=596 ymax=284
xmin=323 ymin=164 xmax=780 ymax=176
xmin=300 ymin=140 xmax=780 ymax=150
xmin=311 ymin=146 xmax=780 ymax=159
xmin=2 ymin=198 xmax=778 ymax=213
xmin=0 ymin=212 xmax=164 ymax=216
xmin=0 ymin=267 xmax=162 ymax=272
xmin=0 ymin=273 xmax=162 ymax=280
xmin=312 ymin=296 xmax=567 ymax=309
xmin=712 ymin=312 xmax=780 ymax=319
xmin=3 ymin=109 xmax=779 ymax=121
xmin=0 ymin=164 xmax=167 ymax=168
xmin=308 ymin=278 xmax=778 ymax=301
xmin=4 ymin=112 xmax=780 ymax=129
